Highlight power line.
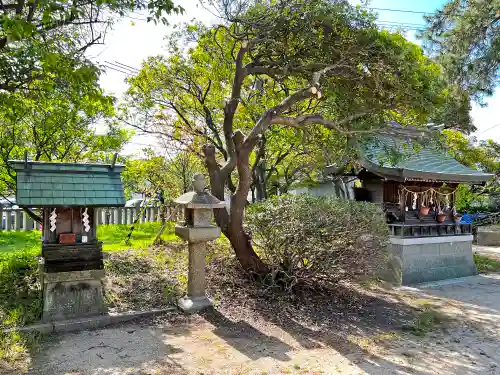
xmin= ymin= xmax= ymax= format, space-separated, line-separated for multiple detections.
xmin=123 ymin=14 xmax=148 ymax=22
xmin=103 ymin=64 xmax=133 ymax=76
xmin=378 ymin=20 xmax=426 ymax=27
xmin=368 ymin=7 xmax=433 ymax=15
xmin=113 ymin=61 xmax=140 ymax=72
xmin=475 ymin=123 xmax=500 ymax=136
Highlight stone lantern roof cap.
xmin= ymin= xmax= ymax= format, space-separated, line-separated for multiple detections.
xmin=174 ymin=191 xmax=226 ymax=209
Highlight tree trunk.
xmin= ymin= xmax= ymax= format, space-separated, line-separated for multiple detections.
xmin=227 ymin=220 xmax=268 ymax=274
xmin=203 ymin=143 xmax=269 ymax=274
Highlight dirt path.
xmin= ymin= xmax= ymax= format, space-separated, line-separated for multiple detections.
xmin=23 ymin=274 xmax=500 ymax=375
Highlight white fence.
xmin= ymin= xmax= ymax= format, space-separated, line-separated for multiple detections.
xmin=0 ymin=205 xmax=176 ymax=231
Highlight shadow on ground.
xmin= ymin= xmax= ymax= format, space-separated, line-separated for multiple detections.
xmin=203 ymin=259 xmax=500 ymax=375
xmin=21 ymin=263 xmax=500 ymax=375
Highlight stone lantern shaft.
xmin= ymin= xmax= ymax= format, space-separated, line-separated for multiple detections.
xmin=174 ymin=173 xmax=225 ymax=313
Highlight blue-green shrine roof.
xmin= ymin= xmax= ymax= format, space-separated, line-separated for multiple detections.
xmin=358 ymin=135 xmax=493 ymax=183
xmin=9 ymin=161 xmax=126 ymax=207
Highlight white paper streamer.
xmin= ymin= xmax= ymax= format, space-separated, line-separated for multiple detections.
xmin=49 ymin=208 xmax=57 ymax=232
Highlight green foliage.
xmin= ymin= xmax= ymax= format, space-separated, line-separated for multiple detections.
xmin=0 ymin=0 xmax=182 ymax=93
xmin=0 ymin=329 xmax=40 ymax=370
xmin=403 ymin=306 xmax=445 ymax=336
xmin=455 ymin=184 xmax=489 ymax=212
xmin=0 ymin=231 xmax=40 ymax=254
xmin=474 ymin=253 xmax=500 ymax=273
xmin=423 ymin=0 xmax=500 ymax=101
xmin=121 ymin=150 xmax=203 ymax=200
xmin=443 ymin=129 xmax=500 ymax=173
xmin=246 ymin=195 xmax=390 ymax=290
xmin=123 ymin=0 xmax=454 ymax=195
xmin=0 ymin=87 xmax=132 ymax=197
xmin=0 ymin=0 xmax=181 ymax=199
xmin=0 ymin=247 xmax=42 ymax=329
xmin=442 ymin=129 xmax=500 ymax=211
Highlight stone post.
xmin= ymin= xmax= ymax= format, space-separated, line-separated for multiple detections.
xmin=174 ymin=173 xmax=226 ymax=313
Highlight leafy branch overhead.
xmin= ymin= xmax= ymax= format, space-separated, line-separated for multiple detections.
xmin=423 ymin=0 xmax=500 ymax=102
xmin=0 ymin=0 xmax=182 ymax=93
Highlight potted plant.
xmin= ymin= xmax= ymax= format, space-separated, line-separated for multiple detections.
xmin=451 ymin=207 xmax=462 ymax=224
xmin=419 ymin=206 xmax=430 ymax=216
xmin=436 ymin=201 xmax=447 ymax=222
xmin=437 ymin=212 xmax=447 ymax=223
xmin=419 ymin=191 xmax=430 ymax=216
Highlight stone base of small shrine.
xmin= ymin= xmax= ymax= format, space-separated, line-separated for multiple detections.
xmin=388 ymin=235 xmax=476 ymax=285
xmin=41 ymin=269 xmax=107 ymax=322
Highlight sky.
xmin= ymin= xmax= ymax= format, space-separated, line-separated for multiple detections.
xmin=87 ymin=0 xmax=500 ymax=156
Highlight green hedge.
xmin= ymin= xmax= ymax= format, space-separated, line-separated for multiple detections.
xmin=246 ymin=195 xmax=390 ymax=290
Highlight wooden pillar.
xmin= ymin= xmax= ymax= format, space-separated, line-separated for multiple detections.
xmin=399 ymin=185 xmax=406 ymax=222
xmin=91 ymin=208 xmax=97 ymax=241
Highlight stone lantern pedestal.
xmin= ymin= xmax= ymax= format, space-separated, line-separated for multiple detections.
xmin=174 ymin=174 xmax=225 ymax=313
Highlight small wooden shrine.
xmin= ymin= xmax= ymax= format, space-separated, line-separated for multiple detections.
xmin=330 ymin=128 xmax=493 ymax=285
xmin=352 ymin=134 xmax=492 ymax=232
xmin=10 ymin=160 xmax=126 ymax=322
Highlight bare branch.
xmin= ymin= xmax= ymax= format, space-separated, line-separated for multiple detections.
xmin=223 ymin=40 xmax=250 ymax=158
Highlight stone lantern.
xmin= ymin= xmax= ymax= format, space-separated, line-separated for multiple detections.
xmin=174 ymin=173 xmax=225 ymax=312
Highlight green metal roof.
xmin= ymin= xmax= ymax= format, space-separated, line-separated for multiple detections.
xmin=359 ymin=136 xmax=493 ymax=183
xmin=9 ymin=161 xmax=126 ymax=207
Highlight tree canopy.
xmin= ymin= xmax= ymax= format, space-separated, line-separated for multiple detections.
xmin=423 ymin=0 xmax=500 ymax=101
xmin=0 ymin=86 xmax=131 ymax=198
xmin=0 ymin=0 xmax=184 ymax=202
xmin=0 ymin=0 xmax=182 ymax=94
xmin=121 ymin=150 xmax=203 ymax=201
xmin=122 ymin=0 xmax=471 ymax=272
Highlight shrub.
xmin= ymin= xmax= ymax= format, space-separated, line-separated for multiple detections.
xmin=0 ymin=249 xmax=42 ymax=328
xmin=246 ymin=195 xmax=390 ymax=291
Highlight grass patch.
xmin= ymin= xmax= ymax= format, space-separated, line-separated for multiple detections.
xmin=105 ymin=245 xmax=188 ymax=312
xmin=0 ymin=248 xmax=42 ymax=329
xmin=402 ymin=304 xmax=446 ymax=336
xmin=0 ymin=330 xmax=40 ymax=373
xmin=474 ymin=253 xmax=500 ymax=273
xmin=0 ymin=222 xmax=179 ymax=254
xmin=0 ymin=248 xmax=42 ymax=372
xmin=0 ymin=231 xmax=40 ymax=254
xmin=98 ymin=222 xmax=179 ymax=252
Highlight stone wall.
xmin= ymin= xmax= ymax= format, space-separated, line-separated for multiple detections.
xmin=389 ymin=235 xmax=476 ymax=285
xmin=477 ymin=226 xmax=500 ymax=246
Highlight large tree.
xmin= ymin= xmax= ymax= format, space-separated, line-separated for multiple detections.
xmin=124 ymin=0 xmax=456 ymax=273
xmin=0 ymin=87 xmax=131 ymax=199
xmin=0 ymin=0 xmax=182 ymax=94
xmin=423 ymin=0 xmax=500 ymax=101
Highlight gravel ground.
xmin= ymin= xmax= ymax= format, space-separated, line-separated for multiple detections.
xmin=18 ymin=272 xmax=500 ymax=375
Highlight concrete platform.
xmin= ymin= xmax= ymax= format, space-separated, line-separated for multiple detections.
xmin=477 ymin=226 xmax=500 ymax=246
xmin=390 ymin=235 xmax=477 ymax=285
